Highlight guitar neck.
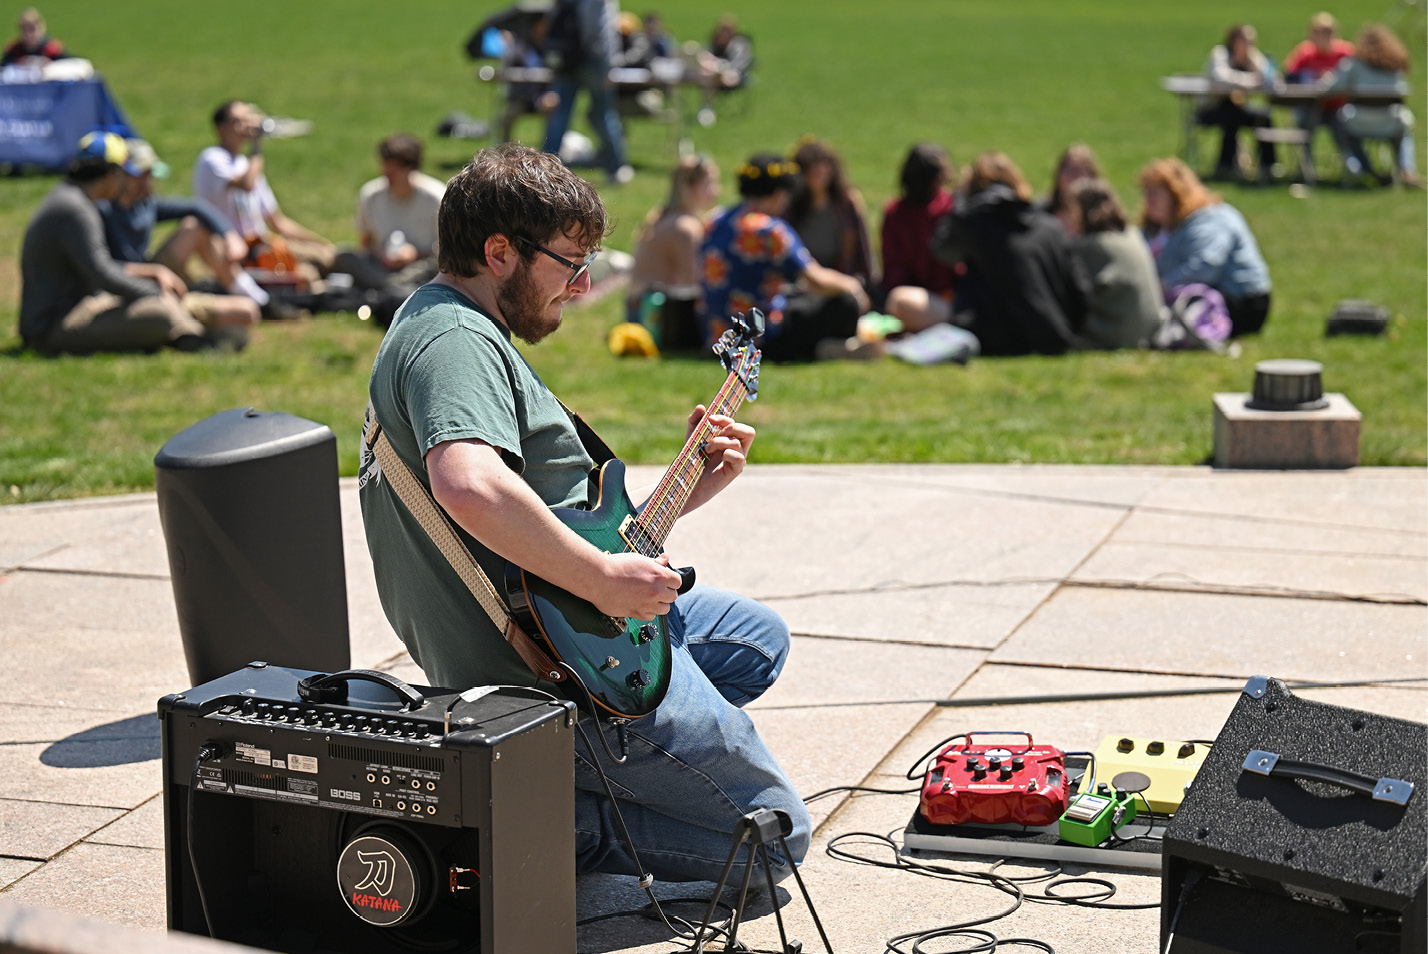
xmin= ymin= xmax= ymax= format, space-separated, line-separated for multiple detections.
xmin=626 ymin=367 xmax=751 ymax=556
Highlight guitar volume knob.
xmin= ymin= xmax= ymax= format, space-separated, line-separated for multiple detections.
xmin=637 ymin=623 xmax=657 ymax=644
xmin=627 ymin=669 xmax=652 ymax=689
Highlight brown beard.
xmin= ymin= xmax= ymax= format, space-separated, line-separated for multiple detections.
xmin=497 ymin=258 xmax=562 ymax=344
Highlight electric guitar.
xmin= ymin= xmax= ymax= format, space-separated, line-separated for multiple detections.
xmin=505 ymin=311 xmax=764 ymax=718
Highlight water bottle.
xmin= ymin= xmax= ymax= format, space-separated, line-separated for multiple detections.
xmin=385 ymin=230 xmax=406 ymax=262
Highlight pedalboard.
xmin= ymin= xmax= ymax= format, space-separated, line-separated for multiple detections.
xmin=919 ymin=731 xmax=1068 ymax=827
xmin=1058 ymin=782 xmax=1140 ymax=847
xmin=1092 ymin=734 xmax=1207 ymax=815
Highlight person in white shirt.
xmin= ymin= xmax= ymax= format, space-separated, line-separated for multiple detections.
xmin=192 ymin=100 xmax=335 ymax=306
xmin=333 ymin=134 xmax=446 ymax=291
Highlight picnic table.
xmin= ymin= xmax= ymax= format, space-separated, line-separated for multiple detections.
xmin=1159 ymin=74 xmax=1405 ymax=184
xmin=477 ymin=58 xmax=720 ymax=159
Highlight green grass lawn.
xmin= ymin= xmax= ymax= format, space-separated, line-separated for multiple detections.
xmin=1 ymin=0 xmax=1423 ymax=503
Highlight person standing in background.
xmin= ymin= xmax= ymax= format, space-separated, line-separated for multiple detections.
xmin=540 ymin=0 xmax=635 ymax=185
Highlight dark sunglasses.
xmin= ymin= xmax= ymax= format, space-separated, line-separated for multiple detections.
xmin=516 ymin=236 xmax=598 ymax=286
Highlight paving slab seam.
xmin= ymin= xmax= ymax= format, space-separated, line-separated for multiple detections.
xmin=1101 ymin=538 xmax=1428 ymax=560
xmin=780 ymin=630 xmax=1001 ymax=654
xmin=6 ymin=566 xmax=170 ymax=582
xmin=759 ymin=577 xmax=1069 ymax=602
xmin=0 ymin=794 xmax=153 ymax=812
xmin=985 ymin=658 xmax=1428 ymax=685
xmin=1065 ymin=577 xmax=1427 ymax=606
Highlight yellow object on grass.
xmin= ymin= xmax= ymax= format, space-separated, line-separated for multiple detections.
xmin=608 ymin=322 xmax=660 ymax=358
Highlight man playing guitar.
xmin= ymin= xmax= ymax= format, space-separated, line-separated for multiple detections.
xmin=358 ymin=143 xmax=809 ymax=884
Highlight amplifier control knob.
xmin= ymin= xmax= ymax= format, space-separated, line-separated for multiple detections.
xmin=1147 ymin=741 xmax=1165 ymax=756
xmin=972 ymin=768 xmax=987 ymax=781
xmin=1178 ymin=743 xmax=1197 ymax=759
xmin=987 ymin=757 xmax=1002 ymax=771
xmin=1011 ymin=757 xmax=1025 ymax=771
xmin=1117 ymin=738 xmax=1134 ymax=753
xmin=999 ymin=768 xmax=1013 ymax=782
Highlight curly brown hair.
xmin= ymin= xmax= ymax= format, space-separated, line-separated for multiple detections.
xmin=437 ymin=143 xmax=609 ymax=278
xmin=1354 ymin=24 xmax=1409 ymax=73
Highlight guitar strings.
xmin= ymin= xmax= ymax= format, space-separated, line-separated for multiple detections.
xmin=635 ymin=356 xmax=751 ymax=549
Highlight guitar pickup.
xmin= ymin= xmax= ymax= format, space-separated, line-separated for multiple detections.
xmin=618 ymin=515 xmax=657 ymax=556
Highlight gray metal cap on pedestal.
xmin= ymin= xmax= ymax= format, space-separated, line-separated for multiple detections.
xmin=1246 ymin=359 xmax=1329 ymax=411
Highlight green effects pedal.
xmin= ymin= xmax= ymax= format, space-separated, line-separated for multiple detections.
xmin=1057 ymin=784 xmax=1138 ymax=847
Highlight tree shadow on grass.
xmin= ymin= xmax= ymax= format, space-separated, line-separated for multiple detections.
xmin=40 ymin=713 xmax=160 ymax=768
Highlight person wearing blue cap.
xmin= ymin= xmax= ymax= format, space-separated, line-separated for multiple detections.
xmin=100 ymin=138 xmax=260 ymax=332
xmin=17 ymin=132 xmax=222 ymax=353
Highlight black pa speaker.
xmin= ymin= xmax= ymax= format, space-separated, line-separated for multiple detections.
xmin=1162 ymin=676 xmax=1426 ymax=954
xmin=161 ymin=663 xmax=577 ymax=954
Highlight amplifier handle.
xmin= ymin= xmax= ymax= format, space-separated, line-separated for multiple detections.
xmin=297 ymin=669 xmax=426 ymax=710
xmin=1242 ymin=749 xmax=1415 ymax=807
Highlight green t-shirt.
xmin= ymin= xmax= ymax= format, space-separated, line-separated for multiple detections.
xmin=358 ymin=283 xmax=594 ymax=690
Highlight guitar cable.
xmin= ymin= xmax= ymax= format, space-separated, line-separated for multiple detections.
xmin=554 ymin=661 xmax=745 ymax=951
xmin=187 ymin=743 xmax=224 ymax=938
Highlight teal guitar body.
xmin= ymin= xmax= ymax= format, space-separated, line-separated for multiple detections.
xmin=505 ymin=459 xmax=673 ymax=717
xmin=504 ymin=312 xmax=764 ymax=719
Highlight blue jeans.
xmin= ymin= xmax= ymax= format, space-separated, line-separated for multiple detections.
xmin=541 ymin=66 xmax=628 ymax=176
xmin=573 ymin=584 xmax=811 ymax=883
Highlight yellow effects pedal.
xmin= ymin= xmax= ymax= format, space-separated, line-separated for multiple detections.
xmin=1091 ymin=735 xmax=1207 ymax=816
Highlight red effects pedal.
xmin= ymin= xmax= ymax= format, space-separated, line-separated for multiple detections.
xmin=919 ymin=732 xmax=1069 ymax=827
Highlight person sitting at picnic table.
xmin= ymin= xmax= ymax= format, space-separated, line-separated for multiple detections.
xmin=99 ymin=138 xmax=260 ymax=333
xmin=2 ymin=7 xmax=66 ymax=67
xmin=627 ymin=153 xmax=720 ymax=353
xmin=881 ymin=142 xmax=958 ymax=334
xmin=1041 ymin=142 xmax=1102 ymax=234
xmin=1318 ymin=24 xmax=1422 ymax=188
xmin=1139 ymin=157 xmax=1272 ymax=337
xmin=1068 ymin=178 xmax=1165 ymax=350
xmin=1198 ymin=23 xmax=1279 ymax=181
xmin=929 ymin=151 xmax=1088 ymax=356
xmin=785 ymin=137 xmax=876 ymax=297
xmin=1283 ymin=12 xmax=1355 ymax=150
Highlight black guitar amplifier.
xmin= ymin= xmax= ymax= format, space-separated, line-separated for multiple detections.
xmin=1162 ymin=676 xmax=1426 ymax=954
xmin=160 ymin=662 xmax=577 ymax=954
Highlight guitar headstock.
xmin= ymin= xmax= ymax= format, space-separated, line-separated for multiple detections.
xmin=713 ymin=309 xmax=763 ymax=401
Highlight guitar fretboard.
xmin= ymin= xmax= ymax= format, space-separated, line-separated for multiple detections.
xmin=623 ymin=352 xmax=755 ymax=557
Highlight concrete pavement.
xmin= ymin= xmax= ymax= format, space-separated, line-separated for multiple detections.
xmin=1 ymin=464 xmax=1424 ymax=952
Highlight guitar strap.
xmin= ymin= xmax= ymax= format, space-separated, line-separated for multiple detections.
xmin=362 ymin=404 xmax=568 ymax=686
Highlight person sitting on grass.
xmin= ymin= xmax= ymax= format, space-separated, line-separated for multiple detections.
xmin=698 ymin=152 xmax=870 ymax=361
xmin=1041 ymin=142 xmax=1102 ymax=235
xmin=785 ymin=137 xmax=876 ymax=296
xmin=19 ymin=133 xmax=244 ymax=354
xmin=930 ymin=151 xmax=1088 ymax=356
xmin=99 ymin=139 xmax=260 ymax=334
xmin=627 ymin=153 xmax=720 ymax=354
xmin=1068 ymin=178 xmax=1165 ymax=350
xmin=881 ymin=142 xmax=958 ymax=334
xmin=193 ymin=100 xmax=337 ymax=316
xmin=1139 ymin=157 xmax=1272 ymax=337
xmin=332 ymin=133 xmax=445 ymax=293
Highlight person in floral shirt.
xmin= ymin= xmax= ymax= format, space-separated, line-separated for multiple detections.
xmin=699 ymin=152 xmax=869 ymax=360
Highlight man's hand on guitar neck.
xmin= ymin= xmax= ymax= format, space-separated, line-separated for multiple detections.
xmin=680 ymin=408 xmax=755 ymax=515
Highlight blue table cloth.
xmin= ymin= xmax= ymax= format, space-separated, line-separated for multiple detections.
xmin=0 ymin=76 xmax=136 ymax=170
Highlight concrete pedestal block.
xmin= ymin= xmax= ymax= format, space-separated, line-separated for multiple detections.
xmin=1212 ymin=392 xmax=1361 ymax=469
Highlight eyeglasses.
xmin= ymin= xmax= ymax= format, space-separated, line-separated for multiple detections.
xmin=517 ymin=237 xmax=598 ymax=286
